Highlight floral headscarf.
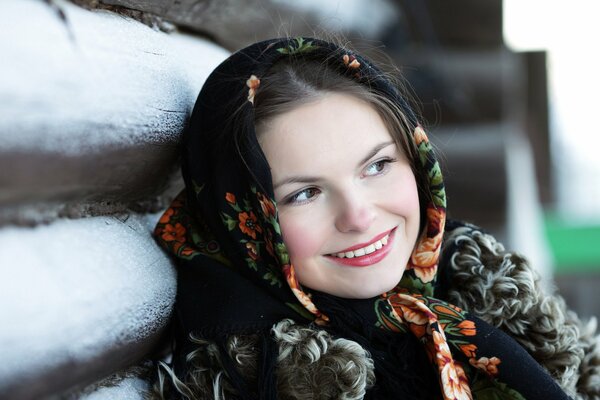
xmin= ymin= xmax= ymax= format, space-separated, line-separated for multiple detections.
xmin=155 ymin=37 xmax=569 ymax=400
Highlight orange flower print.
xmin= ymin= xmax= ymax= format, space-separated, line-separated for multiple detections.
xmin=159 ymin=207 xmax=174 ymax=224
xmin=246 ymin=74 xmax=260 ymax=104
xmin=409 ymin=206 xmax=445 ymax=283
xmin=257 ymin=192 xmax=276 ymax=217
xmin=433 ymin=330 xmax=472 ymax=400
xmin=265 ymin=230 xmax=275 ymax=257
xmin=266 ymin=241 xmax=275 ymax=258
xmin=180 ymin=246 xmax=196 ymax=257
xmin=246 ymin=242 xmax=259 ymax=261
xmin=432 ymin=303 xmax=463 ymax=319
xmin=398 ymin=304 xmax=429 ymax=326
xmin=414 ymin=125 xmax=429 ymax=145
xmin=238 ymin=211 xmax=262 ymax=239
xmin=282 ymin=263 xmax=328 ymax=323
xmin=172 ymin=241 xmax=182 ymax=253
xmin=469 ymin=356 xmax=501 ymax=377
xmin=380 ymin=311 xmax=405 ymax=333
xmin=397 ymin=305 xmax=428 ymax=338
xmin=433 ymin=329 xmax=451 ymax=356
xmin=387 ymin=293 xmax=433 ymax=339
xmin=225 ymin=192 xmax=236 ymax=204
xmin=459 ymin=343 xmax=478 ymax=358
xmin=161 ymin=223 xmax=186 ymax=243
xmin=343 ymin=54 xmax=360 ymax=69
xmin=291 ymin=287 xmax=319 ymax=315
xmin=440 ymin=361 xmax=472 ymax=400
xmin=390 ymin=293 xmax=436 ymax=320
xmin=173 ymin=241 xmax=195 ymax=257
xmin=425 ymin=205 xmax=445 ymax=237
xmin=456 ymin=320 xmax=476 ymax=337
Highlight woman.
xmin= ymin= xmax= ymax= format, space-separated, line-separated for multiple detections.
xmin=153 ymin=37 xmax=599 ymax=399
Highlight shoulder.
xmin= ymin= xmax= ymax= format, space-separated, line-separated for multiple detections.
xmin=439 ymin=220 xmax=600 ymax=399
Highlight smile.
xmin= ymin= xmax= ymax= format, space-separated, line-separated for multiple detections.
xmin=325 ymin=227 xmax=396 ymax=267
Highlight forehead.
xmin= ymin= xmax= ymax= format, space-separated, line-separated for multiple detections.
xmin=257 ymin=93 xmax=394 ymax=174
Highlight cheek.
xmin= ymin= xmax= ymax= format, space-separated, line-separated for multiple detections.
xmin=279 ymin=211 xmax=325 ymax=260
xmin=387 ymin=171 xmax=421 ymax=228
xmin=401 ymin=185 xmax=420 ymax=216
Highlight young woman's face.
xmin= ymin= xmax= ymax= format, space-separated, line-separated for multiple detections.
xmin=258 ymin=93 xmax=420 ymax=299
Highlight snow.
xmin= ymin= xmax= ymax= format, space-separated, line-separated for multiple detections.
xmin=0 ymin=212 xmax=176 ymax=391
xmin=0 ymin=0 xmax=225 ymax=396
xmin=77 ymin=376 xmax=150 ymax=400
xmin=0 ymin=0 xmax=230 ymax=155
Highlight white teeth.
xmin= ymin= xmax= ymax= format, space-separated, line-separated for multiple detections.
xmin=354 ymin=248 xmax=366 ymax=257
xmin=331 ymin=234 xmax=390 ymax=258
xmin=364 ymin=244 xmax=376 ymax=255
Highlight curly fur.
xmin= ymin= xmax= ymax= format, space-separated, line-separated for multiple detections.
xmin=151 ymin=334 xmax=258 ymax=399
xmin=272 ymin=319 xmax=375 ymax=400
xmin=150 ymin=320 xmax=374 ymax=400
xmin=442 ymin=225 xmax=600 ymax=399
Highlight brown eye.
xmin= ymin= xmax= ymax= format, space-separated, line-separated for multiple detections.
xmin=288 ymin=187 xmax=320 ymax=205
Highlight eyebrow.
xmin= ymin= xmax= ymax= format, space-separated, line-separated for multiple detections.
xmin=272 ymin=141 xmax=395 ymax=190
xmin=359 ymin=141 xmax=395 ymax=166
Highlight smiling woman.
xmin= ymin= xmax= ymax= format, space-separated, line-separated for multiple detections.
xmin=152 ymin=37 xmax=598 ymax=400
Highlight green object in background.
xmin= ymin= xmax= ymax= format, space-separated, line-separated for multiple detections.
xmin=544 ymin=214 xmax=600 ymax=273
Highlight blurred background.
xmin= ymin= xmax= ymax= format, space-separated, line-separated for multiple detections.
xmin=1 ymin=0 xmax=599 ymax=398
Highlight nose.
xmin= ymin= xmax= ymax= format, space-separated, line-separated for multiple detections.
xmin=334 ymin=193 xmax=375 ymax=233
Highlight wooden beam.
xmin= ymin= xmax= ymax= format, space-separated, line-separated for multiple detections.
xmin=0 ymin=0 xmax=229 ymax=225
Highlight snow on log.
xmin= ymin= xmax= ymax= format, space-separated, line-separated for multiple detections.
xmin=0 ymin=213 xmax=176 ymax=399
xmin=0 ymin=0 xmax=229 ymax=224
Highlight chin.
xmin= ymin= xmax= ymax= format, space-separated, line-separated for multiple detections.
xmin=342 ymin=278 xmax=401 ymax=299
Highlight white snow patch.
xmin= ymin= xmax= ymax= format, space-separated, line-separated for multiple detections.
xmin=0 ymin=0 xmax=229 ymax=155
xmin=78 ymin=376 xmax=150 ymax=400
xmin=0 ymin=213 xmax=176 ymax=386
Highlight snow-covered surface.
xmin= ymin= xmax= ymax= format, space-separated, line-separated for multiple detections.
xmin=77 ymin=376 xmax=150 ymax=400
xmin=0 ymin=0 xmax=229 ymax=224
xmin=0 ymin=212 xmax=176 ymax=397
xmin=0 ymin=0 xmax=229 ymax=396
xmin=0 ymin=0 xmax=229 ymax=155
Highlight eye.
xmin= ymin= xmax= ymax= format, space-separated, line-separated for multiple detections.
xmin=286 ymin=187 xmax=321 ymax=205
xmin=363 ymin=158 xmax=396 ymax=177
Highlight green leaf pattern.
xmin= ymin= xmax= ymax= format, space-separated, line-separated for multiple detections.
xmin=276 ymin=37 xmax=318 ymax=55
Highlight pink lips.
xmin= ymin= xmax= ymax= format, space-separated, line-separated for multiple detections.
xmin=325 ymin=227 xmax=396 ymax=267
xmin=337 ymin=229 xmax=393 ymax=253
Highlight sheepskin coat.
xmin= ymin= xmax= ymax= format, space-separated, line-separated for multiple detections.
xmin=153 ymin=222 xmax=600 ymax=400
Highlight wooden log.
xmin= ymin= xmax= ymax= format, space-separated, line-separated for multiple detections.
xmin=396 ymin=0 xmax=503 ymax=48
xmin=85 ymin=0 xmax=399 ymax=49
xmin=0 ymin=0 xmax=229 ymax=225
xmin=0 ymin=213 xmax=176 ymax=399
xmin=431 ymin=123 xmax=508 ymax=233
xmin=391 ymin=49 xmax=521 ymax=125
